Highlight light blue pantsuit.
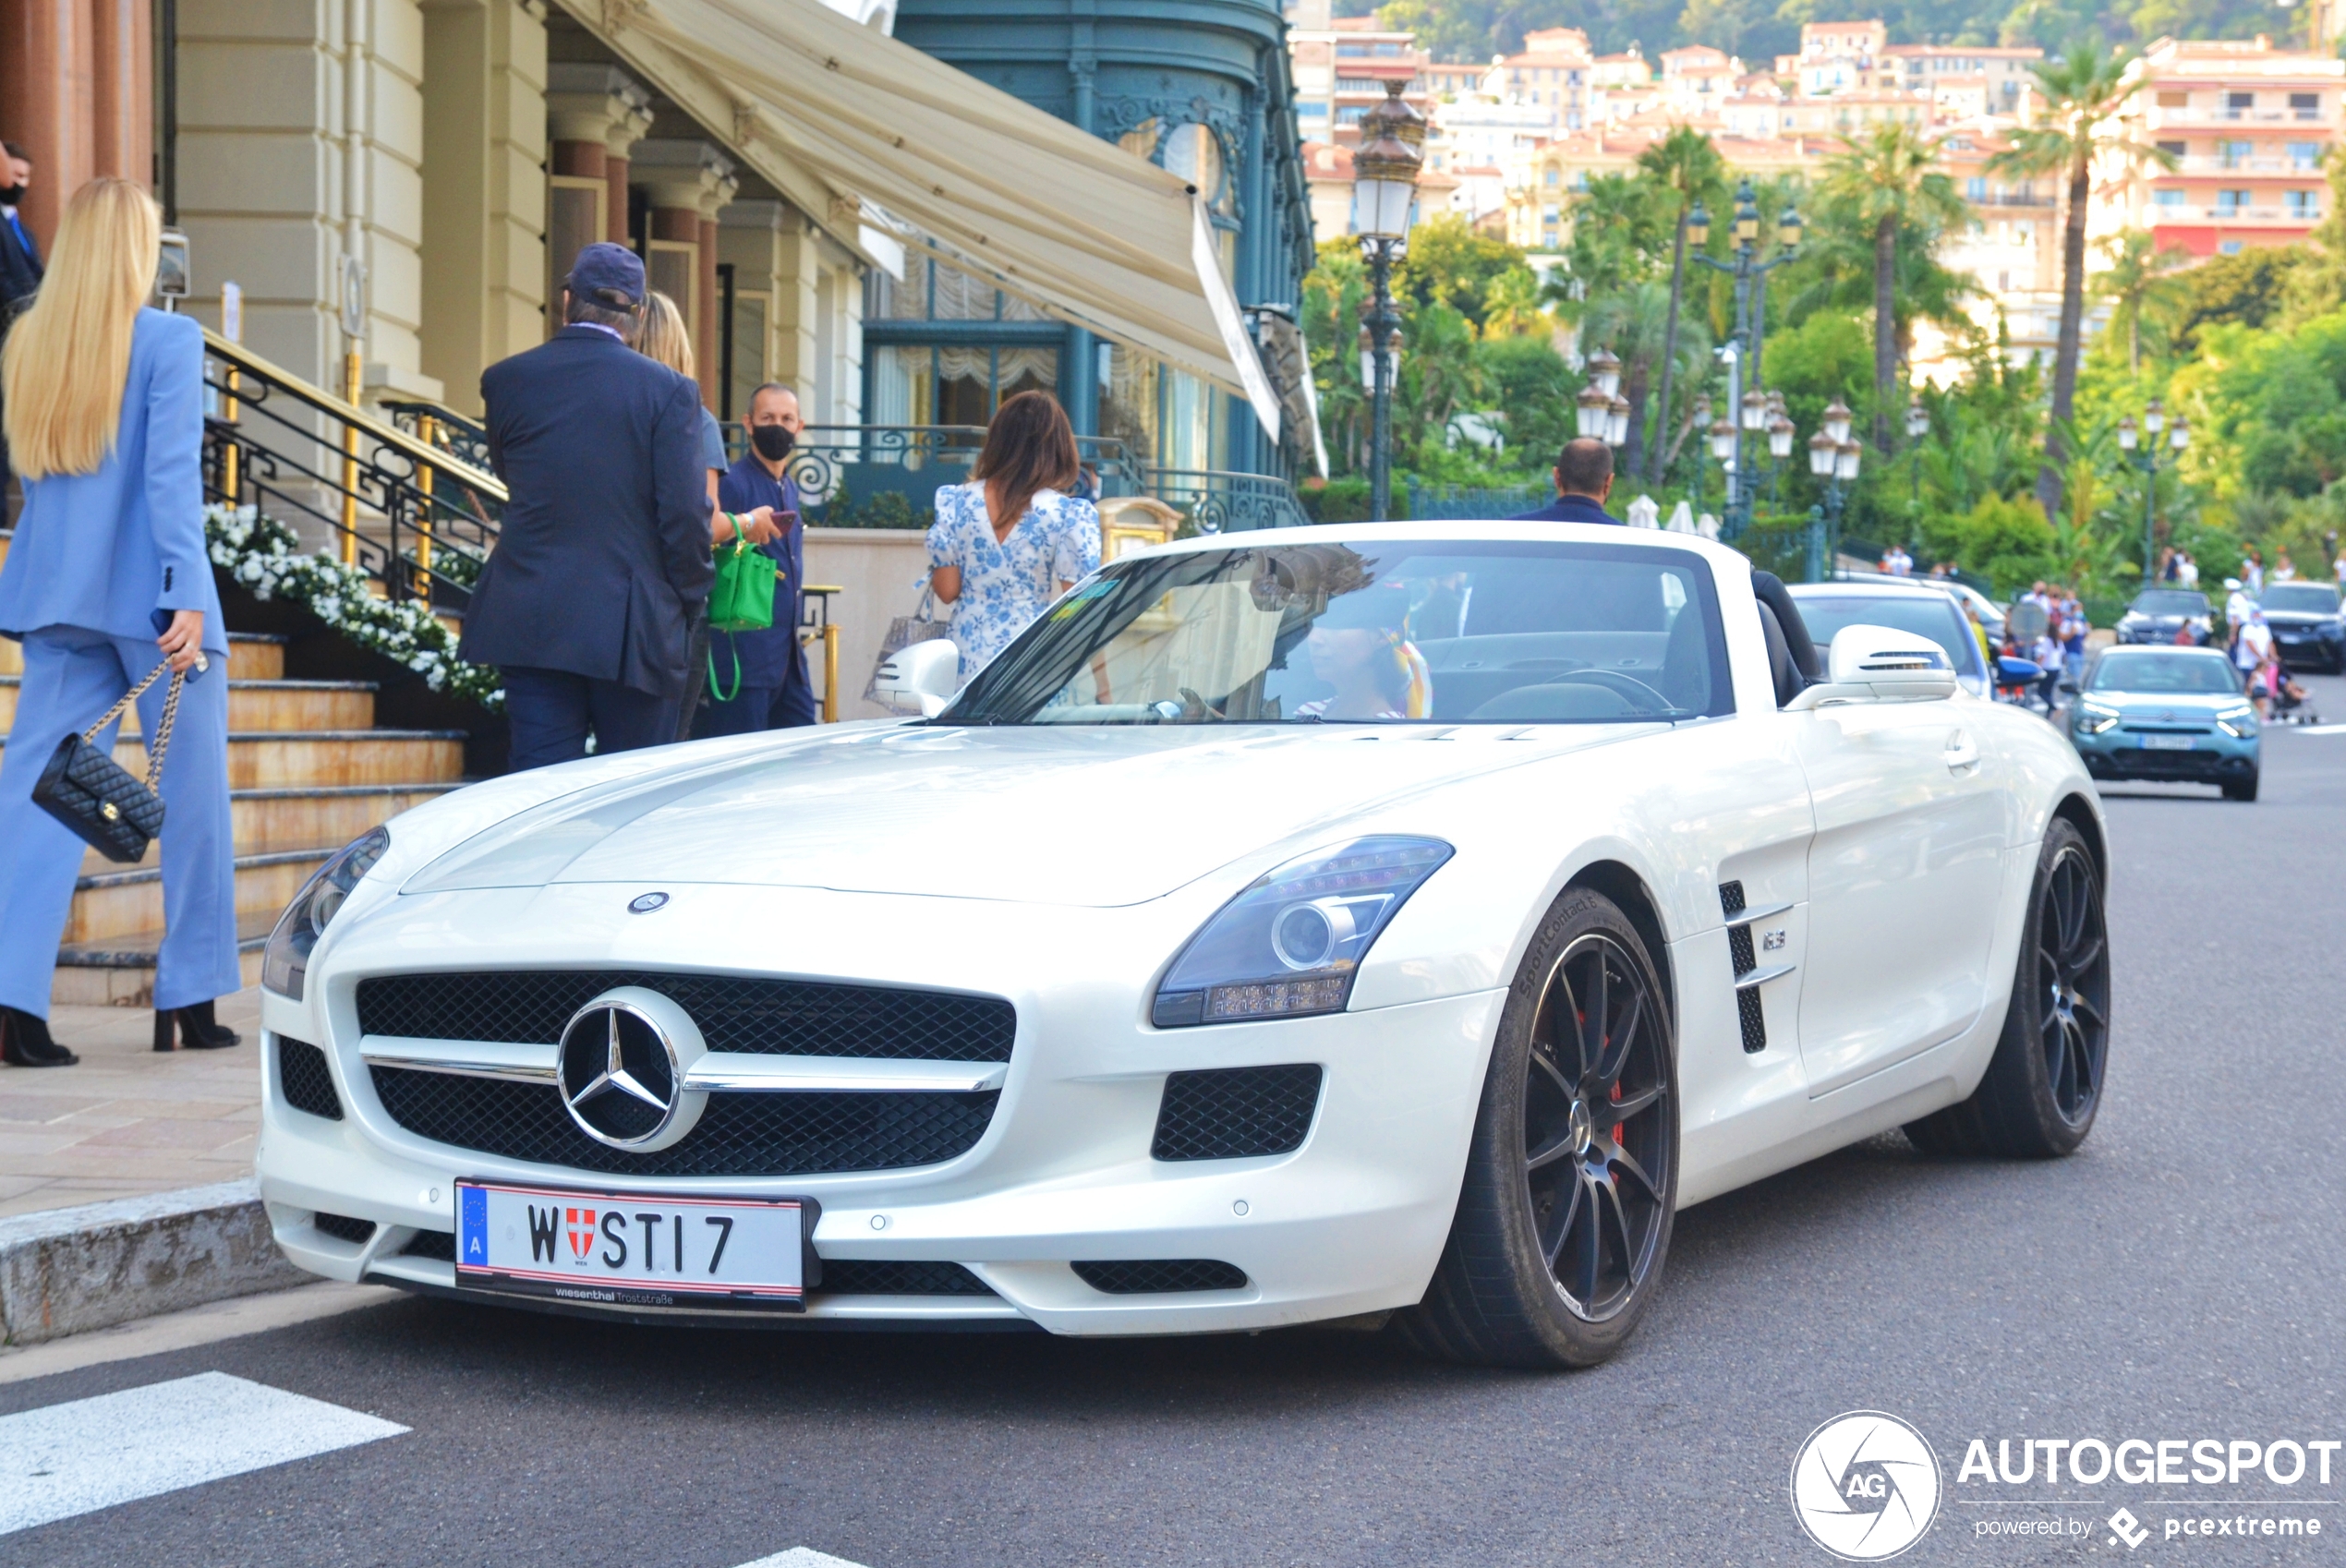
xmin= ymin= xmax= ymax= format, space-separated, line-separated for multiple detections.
xmin=0 ymin=307 xmax=236 ymax=1019
xmin=0 ymin=630 xmax=238 ymax=1013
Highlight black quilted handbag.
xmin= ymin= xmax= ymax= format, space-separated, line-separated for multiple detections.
xmin=30 ymin=660 xmax=188 ymax=864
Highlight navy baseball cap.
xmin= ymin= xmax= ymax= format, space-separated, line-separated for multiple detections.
xmin=564 ymin=241 xmax=646 ymax=307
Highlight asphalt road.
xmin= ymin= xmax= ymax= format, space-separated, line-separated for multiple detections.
xmin=6 ymin=682 xmax=2344 ymax=1568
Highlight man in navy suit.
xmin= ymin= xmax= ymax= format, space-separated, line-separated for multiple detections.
xmin=1509 ymin=437 xmax=1624 ymax=525
xmin=461 ymin=243 xmax=713 ymax=770
xmin=0 ymin=142 xmax=42 ymax=507
xmin=0 ymin=143 xmax=40 ymax=310
xmin=700 ymin=382 xmax=818 ymax=733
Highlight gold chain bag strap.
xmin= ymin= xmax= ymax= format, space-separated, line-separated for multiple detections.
xmin=30 ymin=658 xmax=191 ymax=864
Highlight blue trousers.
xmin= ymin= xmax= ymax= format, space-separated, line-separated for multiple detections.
xmin=501 ymin=666 xmax=680 ymax=772
xmin=695 ymin=665 xmax=817 ymax=737
xmin=0 ymin=628 xmax=239 ymax=1018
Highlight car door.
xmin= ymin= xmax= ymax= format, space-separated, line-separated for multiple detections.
xmin=1790 ymin=698 xmax=2006 ymax=1097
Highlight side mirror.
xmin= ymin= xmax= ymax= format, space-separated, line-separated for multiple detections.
xmin=1997 ymin=655 xmax=2045 ymax=684
xmin=872 ymin=637 xmax=960 ymax=718
xmin=1789 ymin=622 xmax=1961 ymax=708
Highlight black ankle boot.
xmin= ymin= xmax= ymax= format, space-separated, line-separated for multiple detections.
xmin=154 ymin=999 xmax=242 ymax=1052
xmin=2 ymin=1006 xmax=79 ymax=1067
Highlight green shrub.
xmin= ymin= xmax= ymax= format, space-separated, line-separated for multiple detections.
xmin=1918 ymin=492 xmax=2057 ymax=597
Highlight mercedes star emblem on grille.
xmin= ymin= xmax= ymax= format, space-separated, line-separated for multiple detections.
xmin=628 ymin=891 xmax=670 ymax=913
xmin=554 ymin=988 xmax=709 ymax=1152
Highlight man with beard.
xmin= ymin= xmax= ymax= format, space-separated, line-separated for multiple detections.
xmin=699 ymin=381 xmax=817 ymax=732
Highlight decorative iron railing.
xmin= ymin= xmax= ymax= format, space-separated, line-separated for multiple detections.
xmin=381 ymin=399 xmax=497 ymax=475
xmin=201 ymin=332 xmax=505 ymax=608
xmin=1145 ymin=468 xmax=1313 ymax=533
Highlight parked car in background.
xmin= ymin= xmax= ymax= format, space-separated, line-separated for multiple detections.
xmin=2256 ymin=582 xmax=2346 ymax=673
xmin=1789 ymin=579 xmax=1992 ymax=697
xmin=2069 ymin=645 xmax=2259 ymax=801
xmin=1941 ymin=581 xmax=2007 ymax=645
xmin=2114 ymin=588 xmax=2214 ymax=646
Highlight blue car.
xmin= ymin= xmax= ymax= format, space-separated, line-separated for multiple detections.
xmin=2069 ymin=645 xmax=2260 ymax=801
xmin=2257 ymin=581 xmax=2346 ymax=673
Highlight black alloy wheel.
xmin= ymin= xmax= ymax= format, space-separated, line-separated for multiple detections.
xmin=1402 ymin=887 xmax=1679 ymax=1369
xmin=1905 ymin=817 xmax=2110 ymax=1158
xmin=2034 ymin=838 xmax=2111 ymax=1128
xmin=1523 ymin=932 xmax=1674 ymax=1321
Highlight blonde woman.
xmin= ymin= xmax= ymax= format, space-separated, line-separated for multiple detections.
xmin=0 ymin=178 xmax=239 ymax=1066
xmin=636 ymin=291 xmax=777 ymax=549
xmin=635 ymin=289 xmax=776 ymax=738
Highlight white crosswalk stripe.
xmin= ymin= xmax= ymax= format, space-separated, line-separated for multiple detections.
xmin=0 ymin=1371 xmax=406 ymax=1536
xmin=732 ymin=1552 xmax=873 ymax=1568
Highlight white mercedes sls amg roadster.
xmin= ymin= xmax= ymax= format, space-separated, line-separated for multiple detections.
xmin=256 ymin=521 xmax=2110 ymax=1368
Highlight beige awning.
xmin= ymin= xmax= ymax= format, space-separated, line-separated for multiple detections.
xmin=564 ymin=0 xmax=1280 ymax=440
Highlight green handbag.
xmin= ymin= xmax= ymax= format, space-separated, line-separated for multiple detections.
xmin=706 ymin=513 xmax=777 ymax=703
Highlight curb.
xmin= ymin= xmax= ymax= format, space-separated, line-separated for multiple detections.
xmin=0 ymin=1179 xmax=308 ymax=1347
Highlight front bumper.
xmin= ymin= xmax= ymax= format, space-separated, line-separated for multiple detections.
xmin=2071 ymin=727 xmax=2256 ymax=782
xmin=255 ymin=882 xmax=1506 ymax=1336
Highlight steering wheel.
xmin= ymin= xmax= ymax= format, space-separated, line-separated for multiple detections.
xmin=1537 ymin=669 xmax=1676 ymax=714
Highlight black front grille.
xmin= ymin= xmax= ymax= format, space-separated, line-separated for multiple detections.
xmin=1718 ymin=880 xmax=1746 ymax=918
xmin=356 ymin=971 xmax=1015 ymax=1063
xmin=313 ymin=1212 xmax=374 ymax=1244
xmin=277 ymin=1035 xmax=343 ymax=1120
xmin=1152 ymin=1065 xmax=1323 ymax=1162
xmin=370 ymin=1067 xmax=996 ymax=1176
xmin=1736 ymin=985 xmax=1768 ymax=1054
xmin=1073 ymin=1260 xmax=1249 ymax=1294
xmin=2109 ymin=748 xmax=2227 ymax=778
xmin=401 ymin=1229 xmax=457 ymax=1261
xmin=815 ymin=1260 xmax=997 ymax=1297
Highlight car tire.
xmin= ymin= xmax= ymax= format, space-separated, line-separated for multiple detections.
xmin=1904 ymin=818 xmax=2110 ymax=1160
xmin=1399 ymin=887 xmax=1678 ymax=1369
xmin=2223 ymin=770 xmax=2259 ymax=802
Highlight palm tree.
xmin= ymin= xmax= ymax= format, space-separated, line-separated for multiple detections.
xmin=2091 ymin=229 xmax=2189 ymax=372
xmin=1634 ymin=127 xmax=1726 ymax=482
xmin=1819 ymin=123 xmax=1966 ymax=450
xmin=1993 ymin=45 xmax=2175 ymax=514
xmin=1580 ymin=280 xmax=1711 ymax=487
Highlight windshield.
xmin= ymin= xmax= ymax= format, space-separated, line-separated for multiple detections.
xmin=2089 ymin=653 xmax=2243 ymax=694
xmin=945 ymin=538 xmax=1733 ymax=725
xmin=2260 ymin=584 xmax=2340 ymax=614
xmin=2130 ymin=590 xmax=2209 ymax=617
xmin=1791 ymin=594 xmax=1985 ymax=682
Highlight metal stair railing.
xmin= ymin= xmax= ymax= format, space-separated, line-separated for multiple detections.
xmin=202 ymin=330 xmax=506 ymax=608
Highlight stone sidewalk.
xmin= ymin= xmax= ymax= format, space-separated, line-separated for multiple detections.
xmin=0 ymin=987 xmax=263 ymax=1219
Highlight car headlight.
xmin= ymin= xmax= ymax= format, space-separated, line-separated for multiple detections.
xmin=261 ymin=826 xmax=391 ymax=1001
xmin=2216 ymin=703 xmax=2256 ymax=740
xmin=2074 ymin=699 xmax=2121 ymax=736
xmin=1151 ymin=836 xmax=1453 ymax=1028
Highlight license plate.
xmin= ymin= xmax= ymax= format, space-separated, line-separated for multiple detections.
xmin=2141 ymin=734 xmax=2196 ymax=751
xmin=454 ymin=1180 xmax=815 ymax=1312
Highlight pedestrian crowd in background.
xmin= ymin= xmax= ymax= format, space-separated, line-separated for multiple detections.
xmin=465 ymin=240 xmax=1097 ymax=766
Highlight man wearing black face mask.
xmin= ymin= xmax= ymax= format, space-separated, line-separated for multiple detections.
xmin=699 ymin=382 xmax=816 ymax=733
xmin=0 ymin=142 xmax=41 ymax=513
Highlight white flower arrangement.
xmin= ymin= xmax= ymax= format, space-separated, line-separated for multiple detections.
xmin=204 ymin=502 xmax=504 ymax=711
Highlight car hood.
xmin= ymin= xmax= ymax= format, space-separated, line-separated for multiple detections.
xmin=2261 ymin=611 xmax=2336 ymax=627
xmin=2088 ymin=691 xmax=2242 ymax=716
xmin=402 ymin=722 xmax=1645 ymax=908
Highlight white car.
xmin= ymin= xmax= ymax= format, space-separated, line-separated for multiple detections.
xmin=255 ymin=521 xmax=2110 ymax=1369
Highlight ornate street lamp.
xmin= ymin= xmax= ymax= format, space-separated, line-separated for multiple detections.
xmin=2122 ymin=399 xmax=2190 ymax=582
xmin=1804 ymin=426 xmax=1862 ymax=582
xmin=1588 ymin=346 xmax=1622 ymax=399
xmin=1577 ymin=384 xmax=1613 ymax=440
xmin=1693 ymin=176 xmax=1802 ymax=540
xmin=1606 ymin=394 xmax=1631 ymax=448
xmin=1905 ymin=399 xmax=1929 ymax=522
xmin=1352 ymin=81 xmax=1422 ymax=524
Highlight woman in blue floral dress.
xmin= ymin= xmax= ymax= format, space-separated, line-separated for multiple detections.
xmin=926 ymin=392 xmax=1101 ymax=682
